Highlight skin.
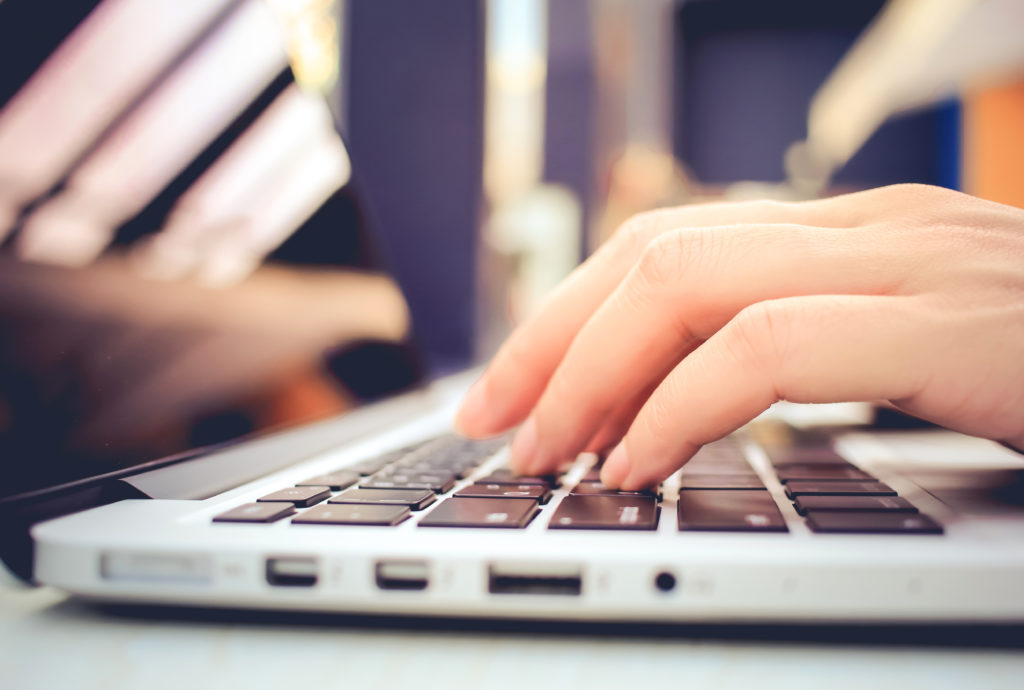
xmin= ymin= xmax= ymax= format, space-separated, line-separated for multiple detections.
xmin=454 ymin=184 xmax=1024 ymax=490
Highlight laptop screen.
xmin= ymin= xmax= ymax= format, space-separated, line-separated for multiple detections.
xmin=0 ymin=0 xmax=421 ymax=500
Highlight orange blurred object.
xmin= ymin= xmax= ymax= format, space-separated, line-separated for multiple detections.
xmin=963 ymin=77 xmax=1024 ymax=210
xmin=259 ymin=364 xmax=354 ymax=428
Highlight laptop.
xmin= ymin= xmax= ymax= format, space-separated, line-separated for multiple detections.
xmin=3 ymin=0 xmax=1024 ymax=625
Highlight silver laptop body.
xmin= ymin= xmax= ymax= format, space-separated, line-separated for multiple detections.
xmin=25 ymin=382 xmax=1024 ymax=624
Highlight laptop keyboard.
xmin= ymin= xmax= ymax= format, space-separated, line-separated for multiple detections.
xmin=213 ymin=432 xmax=944 ymax=535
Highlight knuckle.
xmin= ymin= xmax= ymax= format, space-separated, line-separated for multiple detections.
xmin=728 ymin=301 xmax=793 ymax=373
xmin=639 ymin=387 xmax=680 ymax=444
xmin=745 ymin=198 xmax=794 ymax=217
xmin=887 ymin=182 xmax=942 ymax=196
xmin=635 ymin=227 xmax=717 ymax=290
xmin=636 ymin=233 xmax=684 ymax=288
xmin=873 ymin=183 xmax=952 ymax=212
xmin=875 ymin=182 xmax=932 ymax=199
xmin=614 ymin=210 xmax=668 ymax=254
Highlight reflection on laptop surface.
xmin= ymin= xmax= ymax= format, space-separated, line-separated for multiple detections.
xmin=0 ymin=0 xmax=420 ymax=502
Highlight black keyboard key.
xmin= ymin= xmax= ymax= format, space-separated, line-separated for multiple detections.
xmin=442 ymin=465 xmax=481 ymax=479
xmin=793 ymin=495 xmax=918 ymax=515
xmin=679 ymin=474 xmax=765 ymax=490
xmin=376 ymin=467 xmax=454 ymax=480
xmin=343 ymin=436 xmax=453 ymax=475
xmin=362 ymin=472 xmax=456 ymax=493
xmin=396 ymin=435 xmax=503 ymax=474
xmin=394 ymin=449 xmax=457 ymax=466
xmin=680 ymin=463 xmax=758 ymax=476
xmin=677 ymin=490 xmax=787 ymax=532
xmin=349 ymin=452 xmax=406 ymax=475
xmin=765 ymin=447 xmax=847 ymax=467
xmin=785 ymin=481 xmax=896 ymax=499
xmin=691 ymin=439 xmax=745 ymax=460
xmin=775 ymin=465 xmax=872 ymax=483
xmin=805 ymin=511 xmax=943 ymax=534
xmin=396 ymin=458 xmax=478 ymax=478
xmin=296 ymin=470 xmax=360 ymax=491
xmin=685 ymin=447 xmax=751 ymax=467
xmin=399 ymin=435 xmax=448 ymax=452
xmin=580 ymin=467 xmax=604 ymax=482
xmin=418 ymin=497 xmax=539 ymax=528
xmin=330 ymin=487 xmax=437 ymax=510
xmin=480 ymin=469 xmax=555 ymax=487
xmin=457 ymin=463 xmax=491 ymax=478
xmin=450 ymin=439 xmax=503 ymax=457
xmin=257 ymin=486 xmax=331 ymax=507
xmin=433 ymin=437 xmax=504 ymax=457
xmin=548 ymin=495 xmax=659 ymax=530
xmin=569 ymin=481 xmax=659 ymax=498
xmin=213 ymin=502 xmax=295 ymax=523
xmin=455 ymin=483 xmax=551 ymax=503
xmin=292 ymin=504 xmax=411 ymax=526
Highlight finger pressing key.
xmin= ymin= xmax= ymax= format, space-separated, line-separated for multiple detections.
xmin=511 ymin=224 xmax=894 ymax=476
xmin=601 ymin=294 xmax=933 ymax=490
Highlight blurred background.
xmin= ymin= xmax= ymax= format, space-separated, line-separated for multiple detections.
xmin=1 ymin=0 xmax=1022 ymax=497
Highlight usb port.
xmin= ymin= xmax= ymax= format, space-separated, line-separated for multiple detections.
xmin=488 ymin=562 xmax=582 ymax=596
xmin=375 ymin=560 xmax=430 ymax=591
xmin=265 ymin=557 xmax=318 ymax=587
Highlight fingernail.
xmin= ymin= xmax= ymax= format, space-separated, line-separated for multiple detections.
xmin=454 ymin=378 xmax=488 ymax=436
xmin=508 ymin=417 xmax=538 ymax=474
xmin=600 ymin=442 xmax=630 ymax=489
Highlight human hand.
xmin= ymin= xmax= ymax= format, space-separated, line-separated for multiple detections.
xmin=455 ymin=184 xmax=1024 ymax=489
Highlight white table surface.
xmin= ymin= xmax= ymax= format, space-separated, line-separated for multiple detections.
xmin=3 ymin=564 xmax=1023 ymax=690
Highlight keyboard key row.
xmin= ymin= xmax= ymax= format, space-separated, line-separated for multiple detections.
xmin=679 ymin=474 xmax=765 ymax=490
xmin=362 ymin=473 xmax=456 ymax=493
xmin=765 ymin=428 xmax=944 ymax=535
xmin=214 ymin=430 xmax=945 ymax=536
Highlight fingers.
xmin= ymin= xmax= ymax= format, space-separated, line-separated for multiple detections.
xmin=600 ymin=294 xmax=933 ymax=490
xmin=582 ymin=354 xmax=684 ymax=454
xmin=455 ymin=197 xmax=866 ymax=439
xmin=512 ymin=222 xmax=906 ymax=474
